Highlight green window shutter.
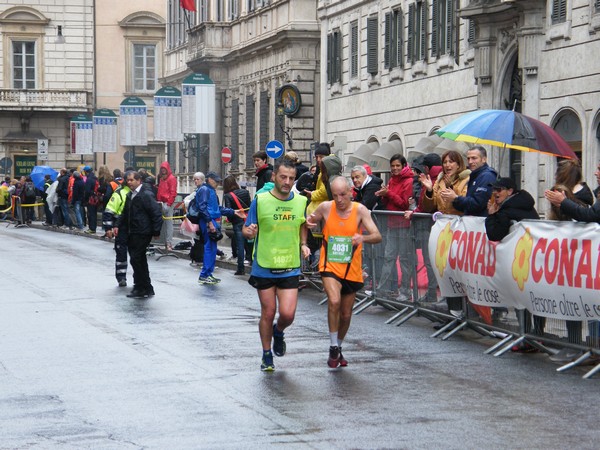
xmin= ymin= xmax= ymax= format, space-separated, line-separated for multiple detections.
xmin=384 ymin=12 xmax=392 ymax=69
xmin=468 ymin=19 xmax=475 ymax=45
xmin=327 ymin=33 xmax=333 ymax=84
xmin=552 ymin=0 xmax=567 ymax=24
xmin=420 ymin=1 xmax=427 ymax=61
xmin=367 ymin=16 xmax=379 ymax=75
xmin=350 ymin=21 xmax=359 ymax=78
xmin=407 ymin=3 xmax=415 ymax=64
xmin=396 ymin=10 xmax=404 ymax=68
xmin=335 ymin=31 xmax=342 ymax=82
xmin=431 ymin=0 xmax=439 ymax=58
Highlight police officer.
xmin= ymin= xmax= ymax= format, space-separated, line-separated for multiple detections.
xmin=103 ymin=172 xmax=131 ymax=287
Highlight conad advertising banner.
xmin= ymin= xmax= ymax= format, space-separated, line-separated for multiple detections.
xmin=429 ymin=215 xmax=600 ymax=321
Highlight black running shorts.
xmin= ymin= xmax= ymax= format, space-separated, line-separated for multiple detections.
xmin=249 ymin=275 xmax=300 ymax=290
xmin=321 ymin=271 xmax=364 ymax=295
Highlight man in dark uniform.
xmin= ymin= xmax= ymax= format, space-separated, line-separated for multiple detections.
xmin=115 ymin=171 xmax=163 ymax=299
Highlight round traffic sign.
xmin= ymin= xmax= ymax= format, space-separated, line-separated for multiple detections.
xmin=266 ymin=140 xmax=284 ymax=159
xmin=221 ymin=147 xmax=232 ymax=164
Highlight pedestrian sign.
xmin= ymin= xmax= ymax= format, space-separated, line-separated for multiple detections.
xmin=265 ymin=140 xmax=284 ymax=159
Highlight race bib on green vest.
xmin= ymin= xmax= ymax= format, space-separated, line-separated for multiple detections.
xmin=327 ymin=236 xmax=352 ymax=263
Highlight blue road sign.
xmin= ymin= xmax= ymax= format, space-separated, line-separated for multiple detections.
xmin=265 ymin=140 xmax=284 ymax=159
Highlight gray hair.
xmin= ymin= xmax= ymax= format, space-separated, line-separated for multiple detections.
xmin=351 ymin=165 xmax=368 ymax=176
xmin=330 ymin=175 xmax=354 ymax=191
xmin=193 ymin=172 xmax=205 ymax=182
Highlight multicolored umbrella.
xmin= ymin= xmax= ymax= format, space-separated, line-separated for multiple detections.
xmin=435 ymin=109 xmax=578 ymax=159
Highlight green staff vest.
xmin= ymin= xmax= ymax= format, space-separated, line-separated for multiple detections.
xmin=255 ymin=192 xmax=307 ymax=269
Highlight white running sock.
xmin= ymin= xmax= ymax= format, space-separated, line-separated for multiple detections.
xmin=329 ymin=332 xmax=338 ymax=347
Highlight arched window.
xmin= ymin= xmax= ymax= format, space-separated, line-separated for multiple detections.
xmin=554 ymin=111 xmax=582 ymax=161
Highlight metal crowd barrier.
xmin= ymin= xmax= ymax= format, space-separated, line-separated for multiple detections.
xmin=326 ymin=209 xmax=600 ymax=380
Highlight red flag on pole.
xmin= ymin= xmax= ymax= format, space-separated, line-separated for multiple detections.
xmin=180 ymin=0 xmax=196 ymax=12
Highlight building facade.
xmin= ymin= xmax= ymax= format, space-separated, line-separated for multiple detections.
xmin=94 ymin=0 xmax=166 ymax=175
xmin=318 ymin=0 xmax=600 ymax=212
xmin=165 ymin=0 xmax=321 ymax=185
xmin=0 ymin=1 xmax=94 ymax=177
xmin=0 ymin=0 xmax=166 ymax=178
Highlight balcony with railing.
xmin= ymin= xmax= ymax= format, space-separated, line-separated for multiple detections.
xmin=187 ymin=22 xmax=232 ymax=62
xmin=0 ymin=89 xmax=91 ymax=112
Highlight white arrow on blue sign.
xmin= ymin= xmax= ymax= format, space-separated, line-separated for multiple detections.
xmin=265 ymin=140 xmax=285 ymax=159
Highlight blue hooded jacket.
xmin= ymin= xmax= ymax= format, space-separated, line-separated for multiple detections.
xmin=452 ymin=163 xmax=497 ymax=217
xmin=195 ymin=182 xmax=235 ymax=225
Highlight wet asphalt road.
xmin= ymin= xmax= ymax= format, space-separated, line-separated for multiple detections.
xmin=1 ymin=225 xmax=599 ymax=449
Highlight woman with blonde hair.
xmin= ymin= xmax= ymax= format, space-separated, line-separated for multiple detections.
xmin=419 ymin=150 xmax=471 ymax=318
xmin=420 ymin=150 xmax=470 ymax=215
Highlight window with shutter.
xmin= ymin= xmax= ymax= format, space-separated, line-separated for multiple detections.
xmin=384 ymin=13 xmax=392 ymax=69
xmin=596 ymin=0 xmax=600 ymax=13
xmin=468 ymin=20 xmax=475 ymax=45
xmin=245 ymin=95 xmax=255 ymax=169
xmin=551 ymin=0 xmax=567 ymax=24
xmin=232 ymin=99 xmax=239 ymax=165
xmin=419 ymin=1 xmax=427 ymax=61
xmin=445 ymin=0 xmax=454 ymax=56
xmin=367 ymin=16 xmax=379 ymax=75
xmin=385 ymin=10 xmax=403 ymax=70
xmin=327 ymin=33 xmax=333 ymax=85
xmin=350 ymin=21 xmax=359 ymax=78
xmin=335 ymin=31 xmax=342 ymax=83
xmin=431 ymin=0 xmax=439 ymax=58
xmin=395 ymin=11 xmax=403 ymax=68
xmin=407 ymin=4 xmax=415 ymax=64
xmin=259 ymin=90 xmax=269 ymax=154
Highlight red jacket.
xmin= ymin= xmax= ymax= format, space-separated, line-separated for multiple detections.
xmin=381 ymin=165 xmax=414 ymax=228
xmin=156 ymin=161 xmax=177 ymax=206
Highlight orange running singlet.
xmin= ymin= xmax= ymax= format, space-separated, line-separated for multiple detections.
xmin=319 ymin=202 xmax=363 ymax=283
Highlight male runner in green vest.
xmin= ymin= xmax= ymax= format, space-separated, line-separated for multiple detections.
xmin=243 ymin=159 xmax=311 ymax=371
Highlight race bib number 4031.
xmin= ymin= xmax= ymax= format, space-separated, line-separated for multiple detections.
xmin=328 ymin=236 xmax=352 ymax=263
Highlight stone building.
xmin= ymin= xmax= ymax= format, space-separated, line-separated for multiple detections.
xmin=165 ymin=0 xmax=321 ymax=186
xmin=94 ymin=0 xmax=166 ymax=175
xmin=0 ymin=0 xmax=166 ymax=177
xmin=318 ymin=0 xmax=600 ymax=212
xmin=0 ymin=1 xmax=94 ymax=177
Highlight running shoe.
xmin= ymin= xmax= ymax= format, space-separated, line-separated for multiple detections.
xmin=511 ymin=342 xmax=539 ymax=353
xmin=198 ymin=276 xmax=217 ymax=285
xmin=272 ymin=324 xmax=286 ymax=357
xmin=118 ymin=279 xmax=127 ymax=287
xmin=328 ymin=346 xmax=341 ymax=368
xmin=338 ymin=346 xmax=348 ymax=367
xmin=207 ymin=275 xmax=221 ymax=283
xmin=261 ymin=351 xmax=275 ymax=371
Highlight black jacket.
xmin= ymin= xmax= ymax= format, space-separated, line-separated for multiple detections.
xmin=72 ymin=177 xmax=85 ymax=203
xmin=117 ymin=184 xmax=163 ymax=236
xmin=354 ymin=175 xmax=383 ymax=210
xmin=255 ymin=164 xmax=273 ymax=191
xmin=560 ymin=198 xmax=600 ymax=224
xmin=57 ymin=174 xmax=70 ymax=199
xmin=485 ymin=190 xmax=539 ymax=241
xmin=295 ymin=163 xmax=309 ymax=180
xmin=84 ymin=172 xmax=98 ymax=204
xmin=223 ymin=188 xmax=251 ymax=225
